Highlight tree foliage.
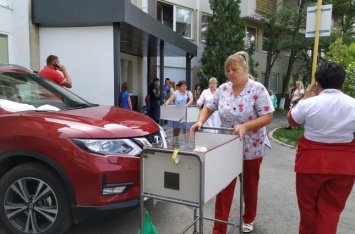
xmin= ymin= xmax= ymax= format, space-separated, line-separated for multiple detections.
xmin=246 ymin=41 xmax=259 ymax=79
xmin=258 ymin=3 xmax=308 ymax=90
xmin=324 ymin=0 xmax=355 ymax=34
xmin=199 ymin=0 xmax=246 ymax=86
xmin=325 ymin=37 xmax=355 ymax=98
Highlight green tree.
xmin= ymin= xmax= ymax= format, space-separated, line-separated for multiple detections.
xmin=324 ymin=0 xmax=355 ymax=34
xmin=279 ymin=0 xmax=310 ymax=97
xmin=246 ymin=41 xmax=259 ymax=78
xmin=325 ymin=37 xmax=355 ymax=97
xmin=259 ymin=5 xmax=302 ymax=90
xmin=200 ymin=0 xmax=246 ymax=85
xmin=326 ymin=37 xmax=355 ymax=67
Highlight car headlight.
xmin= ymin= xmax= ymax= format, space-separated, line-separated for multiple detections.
xmin=73 ymin=138 xmax=143 ymax=156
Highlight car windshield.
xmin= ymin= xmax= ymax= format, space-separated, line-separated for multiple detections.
xmin=0 ymin=71 xmax=96 ymax=112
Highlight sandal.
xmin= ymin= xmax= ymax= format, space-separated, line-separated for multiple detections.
xmin=242 ymin=222 xmax=254 ymax=233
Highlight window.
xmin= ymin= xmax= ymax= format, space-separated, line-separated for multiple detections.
xmin=201 ymin=13 xmax=210 ymax=42
xmin=261 ymin=73 xmax=278 ymax=93
xmin=157 ymin=2 xmax=193 ymax=39
xmin=262 ymin=32 xmax=269 ymax=52
xmin=262 ymin=32 xmax=278 ymax=52
xmin=0 ymin=34 xmax=9 ymax=63
xmin=176 ymin=7 xmax=192 ymax=38
xmin=245 ymin=27 xmax=257 ymax=49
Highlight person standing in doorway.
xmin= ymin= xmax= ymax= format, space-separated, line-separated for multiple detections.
xmin=148 ymin=78 xmax=160 ymax=123
xmin=120 ymin=82 xmax=132 ymax=110
xmin=163 ymin=78 xmax=171 ymax=103
xmin=39 ymin=55 xmax=72 ymax=88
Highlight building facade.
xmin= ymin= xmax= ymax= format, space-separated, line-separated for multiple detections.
xmin=0 ymin=0 xmax=303 ymax=108
xmin=134 ymin=0 xmax=301 ymax=94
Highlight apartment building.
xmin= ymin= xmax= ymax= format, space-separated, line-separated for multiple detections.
xmin=0 ymin=0 xmax=300 ymax=108
xmin=138 ymin=0 xmax=299 ymax=93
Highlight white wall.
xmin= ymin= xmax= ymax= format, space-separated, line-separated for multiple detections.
xmin=0 ymin=1 xmax=31 ymax=67
xmin=165 ymin=0 xmax=197 ymax=9
xmin=199 ymin=0 xmax=211 ymax=13
xmin=0 ymin=6 xmax=12 ymax=34
xmin=240 ymin=0 xmax=256 ymax=17
xmin=39 ymin=26 xmax=115 ymax=106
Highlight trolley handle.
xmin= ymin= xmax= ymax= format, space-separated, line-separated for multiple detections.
xmin=199 ymin=126 xmax=234 ymax=131
xmin=198 ymin=126 xmax=242 ymax=137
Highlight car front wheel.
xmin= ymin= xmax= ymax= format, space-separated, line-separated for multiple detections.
xmin=0 ymin=162 xmax=73 ymax=234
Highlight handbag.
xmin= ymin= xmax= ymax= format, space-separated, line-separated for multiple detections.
xmin=137 ymin=210 xmax=159 ymax=234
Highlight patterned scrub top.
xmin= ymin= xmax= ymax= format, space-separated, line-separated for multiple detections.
xmin=206 ymin=80 xmax=274 ymax=160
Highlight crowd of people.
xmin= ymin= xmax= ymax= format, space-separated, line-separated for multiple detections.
xmin=143 ymin=54 xmax=355 ymax=234
xmin=39 ymin=53 xmax=355 ymax=234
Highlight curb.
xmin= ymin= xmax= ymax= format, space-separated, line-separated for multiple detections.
xmin=268 ymin=127 xmax=296 ymax=149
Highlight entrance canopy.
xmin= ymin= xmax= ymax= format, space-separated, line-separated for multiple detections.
xmin=31 ymin=0 xmax=197 ymax=57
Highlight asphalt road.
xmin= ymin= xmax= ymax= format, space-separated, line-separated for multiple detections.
xmin=0 ymin=111 xmax=354 ymax=233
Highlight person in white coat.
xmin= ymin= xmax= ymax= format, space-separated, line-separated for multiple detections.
xmin=196 ymin=77 xmax=221 ymax=132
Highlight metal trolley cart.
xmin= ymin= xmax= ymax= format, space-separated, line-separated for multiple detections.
xmin=160 ymin=105 xmax=200 ymax=125
xmin=140 ymin=129 xmax=244 ymax=233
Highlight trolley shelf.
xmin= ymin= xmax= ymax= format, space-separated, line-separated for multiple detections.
xmin=160 ymin=105 xmax=200 ymax=122
xmin=140 ymin=129 xmax=244 ymax=233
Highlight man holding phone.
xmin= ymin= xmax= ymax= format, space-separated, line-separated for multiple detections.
xmin=39 ymin=55 xmax=72 ymax=88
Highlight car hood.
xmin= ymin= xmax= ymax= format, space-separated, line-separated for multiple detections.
xmin=20 ymin=105 xmax=160 ymax=138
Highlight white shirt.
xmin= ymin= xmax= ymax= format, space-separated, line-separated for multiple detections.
xmin=291 ymin=89 xmax=355 ymax=143
xmin=197 ymin=88 xmax=221 ymax=130
xmin=292 ymin=88 xmax=305 ymax=102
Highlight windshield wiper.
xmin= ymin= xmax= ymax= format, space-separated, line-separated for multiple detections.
xmin=66 ymin=103 xmax=94 ymax=110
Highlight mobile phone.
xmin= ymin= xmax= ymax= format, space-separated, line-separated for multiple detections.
xmin=53 ymin=62 xmax=60 ymax=68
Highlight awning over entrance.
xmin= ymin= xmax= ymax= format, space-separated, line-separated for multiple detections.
xmin=31 ymin=0 xmax=197 ymax=57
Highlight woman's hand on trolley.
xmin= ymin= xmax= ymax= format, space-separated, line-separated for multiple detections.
xmin=233 ymin=124 xmax=247 ymax=140
xmin=190 ymin=121 xmax=203 ymax=136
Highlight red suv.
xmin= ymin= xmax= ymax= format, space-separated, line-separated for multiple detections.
xmin=0 ymin=64 xmax=167 ymax=234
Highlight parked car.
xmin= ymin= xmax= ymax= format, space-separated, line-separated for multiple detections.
xmin=0 ymin=64 xmax=167 ymax=234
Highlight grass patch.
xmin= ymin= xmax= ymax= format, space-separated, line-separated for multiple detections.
xmin=273 ymin=126 xmax=304 ymax=147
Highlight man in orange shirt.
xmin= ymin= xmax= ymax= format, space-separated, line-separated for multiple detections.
xmin=39 ymin=55 xmax=72 ymax=88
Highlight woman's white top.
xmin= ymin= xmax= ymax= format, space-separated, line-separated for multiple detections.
xmin=197 ymin=88 xmax=221 ymax=130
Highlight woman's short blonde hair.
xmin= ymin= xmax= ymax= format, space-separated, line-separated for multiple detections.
xmin=209 ymin=77 xmax=218 ymax=84
xmin=224 ymin=51 xmax=250 ymax=75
